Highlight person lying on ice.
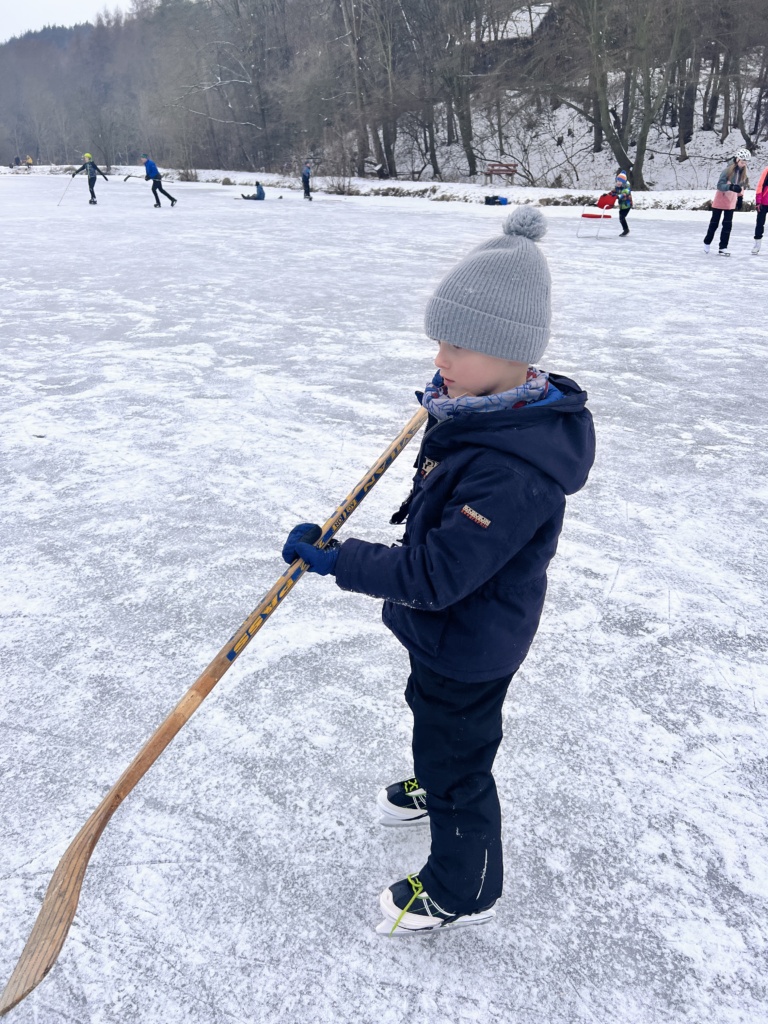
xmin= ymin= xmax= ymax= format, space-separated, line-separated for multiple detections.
xmin=282 ymin=207 xmax=595 ymax=935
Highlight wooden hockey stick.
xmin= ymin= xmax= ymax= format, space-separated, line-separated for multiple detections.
xmin=0 ymin=404 xmax=427 ymax=1017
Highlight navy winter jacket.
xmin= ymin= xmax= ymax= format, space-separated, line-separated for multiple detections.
xmin=334 ymin=374 xmax=595 ymax=682
xmin=74 ymin=160 xmax=107 ymax=181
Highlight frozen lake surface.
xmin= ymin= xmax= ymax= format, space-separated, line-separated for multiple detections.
xmin=1 ymin=174 xmax=767 ymax=1024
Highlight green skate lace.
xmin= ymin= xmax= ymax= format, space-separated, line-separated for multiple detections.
xmin=389 ymin=874 xmax=424 ymax=936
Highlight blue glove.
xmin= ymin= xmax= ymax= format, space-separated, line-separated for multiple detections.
xmin=282 ymin=523 xmax=340 ymax=576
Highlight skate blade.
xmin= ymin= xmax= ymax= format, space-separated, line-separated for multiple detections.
xmin=376 ymin=908 xmax=496 ymax=935
xmin=379 ymin=813 xmax=429 ymax=827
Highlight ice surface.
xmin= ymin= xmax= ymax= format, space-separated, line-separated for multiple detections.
xmin=1 ymin=174 xmax=766 ymax=1024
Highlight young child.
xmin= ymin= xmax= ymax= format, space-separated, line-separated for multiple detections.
xmin=703 ymin=149 xmax=750 ymax=255
xmin=752 ymin=163 xmax=768 ymax=254
xmin=282 ymin=207 xmax=595 ymax=934
xmin=72 ymin=153 xmax=108 ymax=205
xmin=140 ymin=154 xmax=177 ymax=208
xmin=610 ymin=170 xmax=633 ymax=235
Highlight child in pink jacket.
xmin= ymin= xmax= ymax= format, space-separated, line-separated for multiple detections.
xmin=752 ymin=165 xmax=768 ymax=255
xmin=703 ymin=149 xmax=750 ymax=256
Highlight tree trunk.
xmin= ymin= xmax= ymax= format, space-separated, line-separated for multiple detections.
xmin=702 ymin=53 xmax=721 ymax=132
xmin=382 ymin=117 xmax=397 ymax=177
xmin=446 ymin=96 xmax=457 ymax=145
xmin=424 ymin=99 xmax=441 ymax=179
xmin=589 ymin=73 xmax=602 ymax=151
xmin=338 ymin=0 xmax=370 ymax=178
xmin=719 ymin=53 xmax=732 ymax=143
xmin=678 ymin=50 xmax=700 ymax=157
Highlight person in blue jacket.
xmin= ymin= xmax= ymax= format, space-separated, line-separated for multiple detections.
xmin=242 ymin=182 xmax=265 ymax=200
xmin=72 ymin=153 xmax=108 ymax=204
xmin=301 ymin=162 xmax=312 ymax=200
xmin=140 ymin=154 xmax=177 ymax=208
xmin=282 ymin=207 xmax=595 ymax=935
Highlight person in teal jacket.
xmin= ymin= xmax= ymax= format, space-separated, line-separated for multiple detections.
xmin=610 ymin=170 xmax=633 ymax=236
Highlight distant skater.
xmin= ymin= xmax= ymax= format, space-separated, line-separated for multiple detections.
xmin=610 ymin=170 xmax=633 ymax=236
xmin=140 ymin=154 xmax=176 ymax=208
xmin=301 ymin=162 xmax=312 ymax=201
xmin=242 ymin=182 xmax=265 ymax=200
xmin=751 ymin=163 xmax=768 ymax=254
xmin=703 ymin=149 xmax=750 ymax=256
xmin=72 ymin=153 xmax=108 ymax=204
xmin=24 ymin=155 xmax=33 ymax=171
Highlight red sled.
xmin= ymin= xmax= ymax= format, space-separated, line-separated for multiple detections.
xmin=577 ymin=193 xmax=617 ymax=238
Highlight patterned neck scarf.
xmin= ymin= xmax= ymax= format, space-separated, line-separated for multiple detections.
xmin=422 ymin=367 xmax=550 ymax=421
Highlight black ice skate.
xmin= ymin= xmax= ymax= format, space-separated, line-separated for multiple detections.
xmin=376 ymin=874 xmax=496 ymax=935
xmin=377 ymin=777 xmax=429 ymax=827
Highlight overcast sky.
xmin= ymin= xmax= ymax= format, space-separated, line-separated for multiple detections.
xmin=0 ymin=2 xmax=132 ymax=44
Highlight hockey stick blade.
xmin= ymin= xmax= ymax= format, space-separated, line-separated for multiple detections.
xmin=0 ymin=404 xmax=427 ymax=1016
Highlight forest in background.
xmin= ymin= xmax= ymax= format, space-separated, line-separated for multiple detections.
xmin=1 ymin=0 xmax=767 ymax=190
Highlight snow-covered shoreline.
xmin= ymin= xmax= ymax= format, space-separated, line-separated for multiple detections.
xmin=3 ymin=163 xmax=754 ymax=211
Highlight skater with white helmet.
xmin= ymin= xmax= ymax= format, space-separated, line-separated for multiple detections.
xmin=72 ymin=154 xmax=108 ymax=205
xmin=703 ymin=148 xmax=751 ymax=256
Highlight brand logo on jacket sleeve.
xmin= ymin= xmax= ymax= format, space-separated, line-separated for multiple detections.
xmin=461 ymin=505 xmax=491 ymax=528
xmin=420 ymin=457 xmax=440 ymax=477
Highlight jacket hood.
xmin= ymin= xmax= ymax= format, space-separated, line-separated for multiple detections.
xmin=422 ymin=373 xmax=595 ymax=495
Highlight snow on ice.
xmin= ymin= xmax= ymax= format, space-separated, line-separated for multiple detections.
xmin=0 ymin=173 xmax=767 ymax=1024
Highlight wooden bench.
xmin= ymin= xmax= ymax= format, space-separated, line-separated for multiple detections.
xmin=483 ymin=161 xmax=518 ymax=184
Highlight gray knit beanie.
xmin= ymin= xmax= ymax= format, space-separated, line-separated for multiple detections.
xmin=424 ymin=206 xmax=551 ymax=364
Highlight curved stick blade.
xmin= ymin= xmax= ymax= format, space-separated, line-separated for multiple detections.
xmin=0 ymin=812 xmax=104 ymax=1016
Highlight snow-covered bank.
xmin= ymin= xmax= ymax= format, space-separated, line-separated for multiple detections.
xmin=4 ymin=163 xmax=761 ymax=210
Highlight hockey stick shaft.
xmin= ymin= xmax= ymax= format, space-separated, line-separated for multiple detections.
xmin=56 ymin=175 xmax=75 ymax=207
xmin=0 ymin=404 xmax=427 ymax=1016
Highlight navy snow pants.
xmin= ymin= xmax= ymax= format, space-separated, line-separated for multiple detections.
xmin=755 ymin=205 xmax=767 ymax=241
xmin=704 ymin=208 xmax=734 ymax=250
xmin=405 ymin=654 xmax=515 ymax=916
xmin=151 ymin=177 xmax=176 ymax=204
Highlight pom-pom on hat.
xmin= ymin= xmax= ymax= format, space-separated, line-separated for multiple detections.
xmin=424 ymin=206 xmax=551 ymax=365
